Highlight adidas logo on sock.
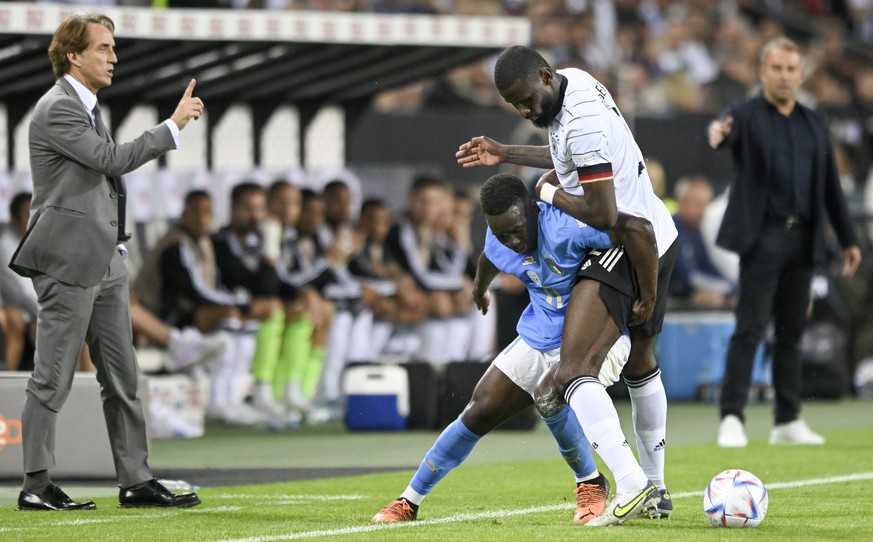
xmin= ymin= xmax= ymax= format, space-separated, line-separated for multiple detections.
xmin=653 ymin=438 xmax=666 ymax=451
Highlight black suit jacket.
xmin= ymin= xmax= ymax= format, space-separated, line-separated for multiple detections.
xmin=714 ymin=94 xmax=858 ymax=265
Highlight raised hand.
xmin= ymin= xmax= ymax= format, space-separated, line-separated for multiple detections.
xmin=170 ymin=79 xmax=205 ymax=131
xmin=707 ymin=115 xmax=733 ymax=149
xmin=842 ymin=246 xmax=862 ymax=278
xmin=455 ymin=136 xmax=504 ymax=168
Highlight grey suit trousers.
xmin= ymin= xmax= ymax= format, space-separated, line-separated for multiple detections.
xmin=23 ymin=249 xmax=151 ymax=488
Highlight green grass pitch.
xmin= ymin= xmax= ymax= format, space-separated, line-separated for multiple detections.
xmin=1 ymin=401 xmax=871 ymax=541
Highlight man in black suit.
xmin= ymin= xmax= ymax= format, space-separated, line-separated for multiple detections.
xmin=708 ymin=36 xmax=862 ymax=448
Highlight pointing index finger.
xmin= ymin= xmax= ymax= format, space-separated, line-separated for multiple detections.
xmin=183 ymin=78 xmax=196 ymax=99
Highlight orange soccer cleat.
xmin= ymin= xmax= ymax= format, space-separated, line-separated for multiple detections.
xmin=371 ymin=498 xmax=418 ymax=522
xmin=574 ymin=473 xmax=611 ymax=524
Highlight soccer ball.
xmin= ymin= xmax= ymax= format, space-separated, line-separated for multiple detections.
xmin=703 ymin=469 xmax=768 ymax=528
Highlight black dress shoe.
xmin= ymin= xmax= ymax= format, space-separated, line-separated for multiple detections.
xmin=118 ymin=479 xmax=201 ymax=508
xmin=18 ymin=484 xmax=97 ymax=511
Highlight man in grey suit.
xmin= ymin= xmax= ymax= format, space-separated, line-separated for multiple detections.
xmin=9 ymin=13 xmax=205 ymax=511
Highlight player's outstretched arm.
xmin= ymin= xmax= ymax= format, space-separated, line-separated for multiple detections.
xmin=456 ymin=136 xmax=553 ymax=169
xmin=472 ymin=252 xmax=500 ymax=315
xmin=610 ymin=213 xmax=658 ymax=324
xmin=539 ymin=171 xmax=618 ymax=230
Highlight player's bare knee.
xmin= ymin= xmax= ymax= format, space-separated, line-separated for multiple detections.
xmin=460 ymin=400 xmax=493 ymax=435
xmin=534 ymin=387 xmax=565 ymax=418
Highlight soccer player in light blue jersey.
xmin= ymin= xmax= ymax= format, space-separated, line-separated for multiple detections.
xmin=372 ymin=172 xmax=657 ymax=525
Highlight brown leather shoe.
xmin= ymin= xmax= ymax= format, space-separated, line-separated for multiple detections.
xmin=18 ymin=484 xmax=97 ymax=511
xmin=118 ymin=479 xmax=201 ymax=508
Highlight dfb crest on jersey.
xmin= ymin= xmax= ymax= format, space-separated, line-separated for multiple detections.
xmin=544 ymin=257 xmax=564 ymax=275
xmin=526 ymin=270 xmax=542 ymax=286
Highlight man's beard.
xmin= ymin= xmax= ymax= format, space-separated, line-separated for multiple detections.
xmin=531 ymin=93 xmax=558 ymax=128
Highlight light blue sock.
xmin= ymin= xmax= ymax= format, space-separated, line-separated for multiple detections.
xmin=408 ymin=418 xmax=481 ymax=497
xmin=543 ymin=405 xmax=598 ymax=481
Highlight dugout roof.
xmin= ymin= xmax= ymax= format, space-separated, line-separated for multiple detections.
xmin=0 ymin=4 xmax=529 ymax=164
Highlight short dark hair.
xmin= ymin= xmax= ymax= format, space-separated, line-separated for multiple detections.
xmin=494 ymin=45 xmax=550 ymax=91
xmin=9 ymin=192 xmax=31 ymax=223
xmin=48 ymin=14 xmax=115 ymax=78
xmin=268 ymin=178 xmax=293 ymax=199
xmin=324 ymin=179 xmax=349 ymax=194
xmin=184 ymin=189 xmax=210 ymax=207
xmin=410 ymin=174 xmax=446 ymax=194
xmin=480 ymin=173 xmax=531 ymax=216
xmin=300 ymin=188 xmax=322 ymax=205
xmin=360 ymin=198 xmax=386 ymax=215
xmin=230 ymin=181 xmax=264 ymax=207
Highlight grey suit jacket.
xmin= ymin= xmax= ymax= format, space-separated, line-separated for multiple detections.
xmin=9 ymin=78 xmax=176 ymax=288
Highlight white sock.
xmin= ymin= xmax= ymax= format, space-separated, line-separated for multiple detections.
xmin=467 ymin=302 xmax=496 ymax=361
xmin=399 ymin=486 xmax=427 ymax=506
xmin=322 ymin=310 xmax=353 ymax=402
xmin=254 ymin=381 xmax=277 ymax=406
xmin=369 ymin=321 xmax=394 ymax=359
xmin=626 ymin=370 xmax=667 ymax=489
xmin=209 ymin=330 xmax=238 ymax=412
xmin=566 ymin=378 xmax=649 ymax=493
xmin=446 ymin=316 xmax=472 ymax=362
xmin=231 ymin=331 xmax=256 ymax=405
xmin=347 ymin=309 xmax=374 ymax=363
xmin=285 ymin=380 xmax=308 ymax=409
xmin=419 ymin=319 xmax=449 ymax=363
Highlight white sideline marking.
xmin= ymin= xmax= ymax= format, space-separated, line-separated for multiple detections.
xmin=210 ymin=494 xmax=365 ymax=501
xmin=7 ymin=506 xmax=246 ymax=530
xmin=8 ymin=474 xmax=872 ymax=537
xmin=218 ymin=472 xmax=873 ymax=542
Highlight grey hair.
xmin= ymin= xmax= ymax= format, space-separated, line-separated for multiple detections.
xmin=759 ymin=36 xmax=803 ymax=68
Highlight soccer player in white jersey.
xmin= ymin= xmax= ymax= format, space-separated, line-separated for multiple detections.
xmin=456 ymin=45 xmax=679 ymax=525
xmin=372 ymin=173 xmax=657 ymax=525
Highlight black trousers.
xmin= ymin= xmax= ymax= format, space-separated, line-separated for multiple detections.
xmin=719 ymin=220 xmax=814 ymax=424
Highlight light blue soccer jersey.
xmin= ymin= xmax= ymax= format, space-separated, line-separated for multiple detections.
xmin=485 ymin=202 xmax=613 ymax=351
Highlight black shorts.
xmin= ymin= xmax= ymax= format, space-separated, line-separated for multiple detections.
xmin=576 ymin=240 xmax=678 ymax=338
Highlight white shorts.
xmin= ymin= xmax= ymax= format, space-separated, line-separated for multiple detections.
xmin=491 ymin=333 xmax=631 ymax=396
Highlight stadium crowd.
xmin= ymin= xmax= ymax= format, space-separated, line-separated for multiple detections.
xmin=15 ymin=2 xmax=873 ymax=206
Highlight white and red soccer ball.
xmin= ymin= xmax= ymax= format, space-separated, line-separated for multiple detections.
xmin=703 ymin=469 xmax=769 ymax=528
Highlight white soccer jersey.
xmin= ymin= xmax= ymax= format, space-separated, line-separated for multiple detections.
xmin=549 ymin=68 xmax=677 ymax=256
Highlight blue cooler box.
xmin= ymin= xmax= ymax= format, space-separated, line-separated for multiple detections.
xmin=656 ymin=311 xmax=770 ymax=400
xmin=343 ymin=364 xmax=410 ymax=431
